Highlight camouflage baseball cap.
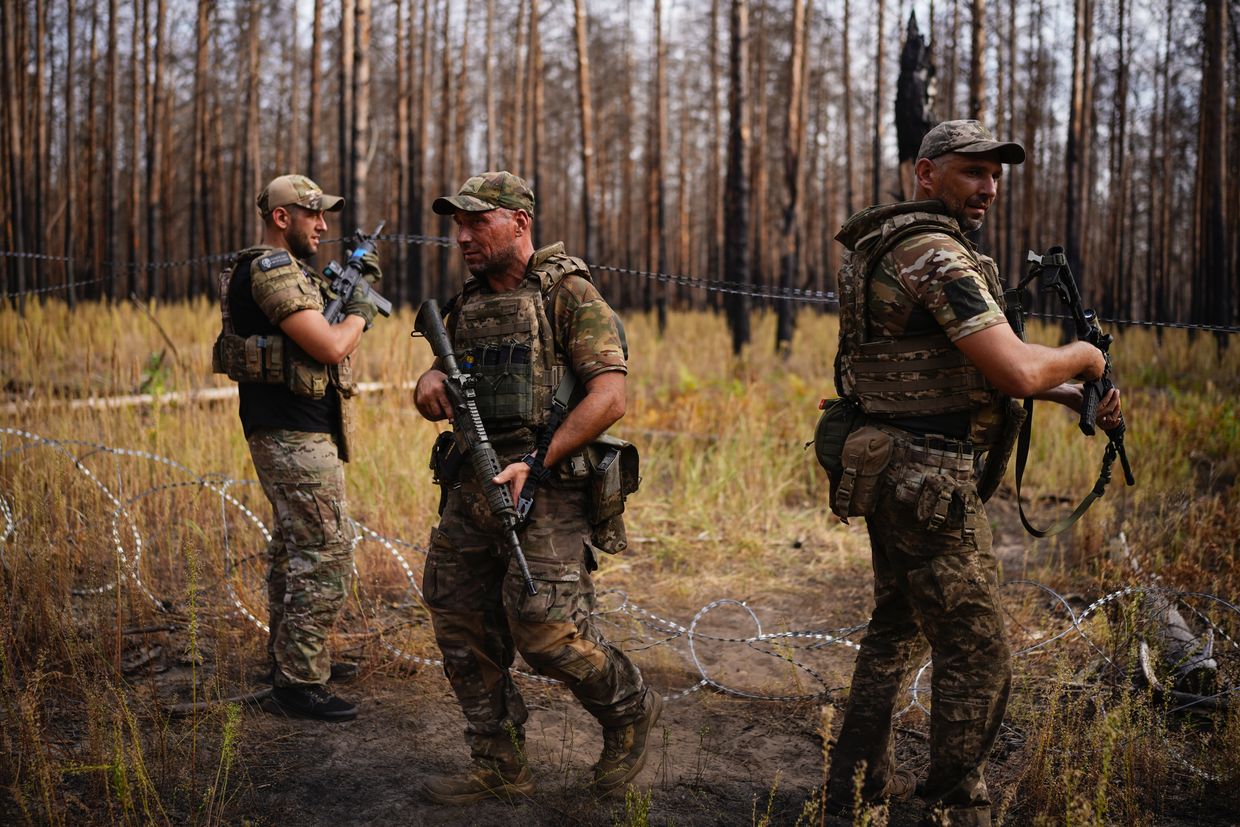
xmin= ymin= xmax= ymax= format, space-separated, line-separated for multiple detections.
xmin=256 ymin=174 xmax=345 ymax=215
xmin=432 ymin=171 xmax=536 ymax=217
xmin=917 ymin=120 xmax=1025 ymax=164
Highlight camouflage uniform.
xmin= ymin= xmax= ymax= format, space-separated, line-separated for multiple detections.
xmin=220 ymin=175 xmax=365 ymax=691
xmin=424 ymin=242 xmax=648 ymax=771
xmin=250 ymin=429 xmax=356 ymax=687
xmin=827 ymin=203 xmax=1013 ymax=827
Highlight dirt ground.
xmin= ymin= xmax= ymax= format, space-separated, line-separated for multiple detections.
xmin=31 ymin=496 xmax=1239 ymax=827
xmin=217 ymin=582 xmax=886 ymax=827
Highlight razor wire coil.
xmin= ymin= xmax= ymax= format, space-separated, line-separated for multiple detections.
xmin=0 ymin=423 xmax=1237 ymax=786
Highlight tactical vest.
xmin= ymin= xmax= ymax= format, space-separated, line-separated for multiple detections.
xmin=451 ymin=245 xmax=591 ymax=448
xmin=212 ymin=246 xmax=355 ymax=400
xmin=834 ymin=201 xmax=1004 ymax=424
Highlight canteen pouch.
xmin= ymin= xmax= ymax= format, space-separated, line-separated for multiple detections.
xmin=814 ymin=398 xmax=862 ymax=485
xmin=830 ymin=425 xmax=895 ymax=521
xmin=586 ymin=435 xmax=641 ymax=553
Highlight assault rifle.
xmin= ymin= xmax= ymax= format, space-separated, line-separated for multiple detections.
xmin=413 ymin=299 xmax=538 ymax=596
xmin=322 ymin=221 xmax=394 ymax=324
xmin=1007 ymin=246 xmax=1135 ymax=537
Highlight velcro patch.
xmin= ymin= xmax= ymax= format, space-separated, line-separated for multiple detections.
xmin=257 ymin=250 xmax=293 ymax=272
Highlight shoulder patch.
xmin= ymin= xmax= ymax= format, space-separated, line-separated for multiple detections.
xmin=257 ymin=250 xmax=293 ymax=272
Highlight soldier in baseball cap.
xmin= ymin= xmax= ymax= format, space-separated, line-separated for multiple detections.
xmin=416 ymin=171 xmax=659 ymax=805
xmin=824 ymin=114 xmax=1122 ymax=827
xmin=256 ymin=174 xmax=345 ymax=216
xmin=917 ymin=119 xmax=1025 ymax=165
xmin=432 ymin=171 xmax=536 ymax=217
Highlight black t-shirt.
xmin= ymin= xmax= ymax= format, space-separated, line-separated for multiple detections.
xmin=228 ymin=256 xmax=338 ymax=439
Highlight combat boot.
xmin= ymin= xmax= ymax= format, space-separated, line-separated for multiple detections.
xmin=824 ymin=767 xmax=917 ymax=816
xmin=270 ymin=684 xmax=357 ymax=722
xmin=592 ymin=689 xmax=664 ymax=796
xmin=422 ymin=762 xmax=535 ymax=805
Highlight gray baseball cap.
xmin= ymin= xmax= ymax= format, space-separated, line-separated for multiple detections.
xmin=917 ymin=120 xmax=1025 ymax=165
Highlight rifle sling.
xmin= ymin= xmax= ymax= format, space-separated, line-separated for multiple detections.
xmin=1013 ymin=386 xmax=1123 ymax=540
xmin=1007 ymin=278 xmax=1121 ymax=538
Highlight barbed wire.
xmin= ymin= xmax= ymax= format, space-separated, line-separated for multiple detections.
xmin=4 ymin=238 xmax=1238 ymax=335
xmin=1 ymin=426 xmax=1237 ymax=779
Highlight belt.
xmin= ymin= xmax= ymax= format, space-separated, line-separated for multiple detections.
xmin=871 ymin=422 xmax=976 ymax=456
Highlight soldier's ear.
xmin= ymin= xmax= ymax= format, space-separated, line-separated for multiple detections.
xmin=271 ymin=206 xmax=292 ymax=231
xmin=913 ymin=157 xmax=939 ymax=195
xmin=511 ymin=209 xmax=531 ymax=237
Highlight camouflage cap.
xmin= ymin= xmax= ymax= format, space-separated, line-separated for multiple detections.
xmin=917 ymin=120 xmax=1025 ymax=165
xmin=432 ymin=171 xmax=536 ymax=217
xmin=256 ymin=174 xmax=344 ymax=215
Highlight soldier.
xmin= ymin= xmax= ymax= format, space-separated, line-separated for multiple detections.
xmin=213 ymin=174 xmax=383 ymax=722
xmin=823 ymin=122 xmax=1124 ymax=826
xmin=413 ymin=171 xmax=661 ymax=804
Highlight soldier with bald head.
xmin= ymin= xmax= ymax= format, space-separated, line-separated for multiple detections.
xmin=413 ymin=172 xmax=660 ymax=805
xmin=823 ymin=122 xmax=1124 ymax=825
xmin=213 ymin=174 xmax=383 ymax=722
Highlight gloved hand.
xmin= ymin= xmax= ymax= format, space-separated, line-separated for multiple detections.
xmin=360 ymin=250 xmax=382 ymax=285
xmin=343 ymin=286 xmax=379 ymax=330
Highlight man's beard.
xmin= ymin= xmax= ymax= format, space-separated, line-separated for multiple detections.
xmin=948 ymin=195 xmax=988 ymax=233
xmin=287 ymin=228 xmax=316 ymax=260
xmin=467 ymin=241 xmax=522 ymax=279
xmin=960 ymin=214 xmax=984 ymax=233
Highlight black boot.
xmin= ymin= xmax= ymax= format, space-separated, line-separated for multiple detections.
xmin=270 ymin=684 xmax=358 ymax=722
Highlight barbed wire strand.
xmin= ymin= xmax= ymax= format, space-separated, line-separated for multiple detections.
xmin=4 ymin=239 xmax=1237 ymax=335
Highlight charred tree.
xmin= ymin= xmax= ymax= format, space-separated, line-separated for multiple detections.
xmin=895 ymin=11 xmax=935 ymax=199
xmin=725 ymin=0 xmax=751 ymax=354
xmin=573 ymin=0 xmax=595 ymax=260
xmin=776 ymin=0 xmax=810 ymax=355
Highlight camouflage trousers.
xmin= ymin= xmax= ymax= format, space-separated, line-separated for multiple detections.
xmin=827 ymin=449 xmax=1011 ymax=827
xmin=424 ymin=480 xmax=647 ymax=768
xmin=248 ymin=429 xmax=356 ymax=688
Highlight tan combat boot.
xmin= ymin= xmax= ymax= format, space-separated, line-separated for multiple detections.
xmin=422 ymin=761 xmax=535 ymax=805
xmin=592 ymin=689 xmax=664 ymax=797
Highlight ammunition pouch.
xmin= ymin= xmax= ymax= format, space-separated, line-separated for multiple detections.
xmin=830 ymin=425 xmax=895 ymax=521
xmin=975 ymin=398 xmax=1028 ymax=502
xmin=584 ymin=435 xmax=640 ymax=554
xmin=904 ymin=472 xmax=981 ymax=542
xmin=212 ymin=331 xmax=331 ymax=400
xmin=212 ymin=332 xmax=285 ymax=384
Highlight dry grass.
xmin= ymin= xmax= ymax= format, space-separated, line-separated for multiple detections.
xmin=1 ymin=300 xmax=1238 ymax=824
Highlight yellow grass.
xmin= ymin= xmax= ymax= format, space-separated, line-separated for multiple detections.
xmin=1 ymin=300 xmax=1238 ymax=824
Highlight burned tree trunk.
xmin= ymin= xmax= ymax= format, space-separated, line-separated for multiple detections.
xmin=725 ymin=0 xmax=751 ymax=354
xmin=895 ymin=11 xmax=935 ymax=200
xmin=573 ymin=0 xmax=595 ymax=260
xmin=776 ymin=0 xmax=809 ymax=355
xmin=1193 ymin=0 xmax=1229 ymax=348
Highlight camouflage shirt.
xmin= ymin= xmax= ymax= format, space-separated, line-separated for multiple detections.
xmin=871 ymin=230 xmax=1008 ymax=444
xmin=535 ymin=247 xmax=628 ymax=382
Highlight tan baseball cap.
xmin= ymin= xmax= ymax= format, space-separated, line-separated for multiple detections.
xmin=917 ymin=120 xmax=1025 ymax=165
xmin=432 ymin=171 xmax=536 ymax=217
xmin=256 ymin=174 xmax=345 ymax=215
